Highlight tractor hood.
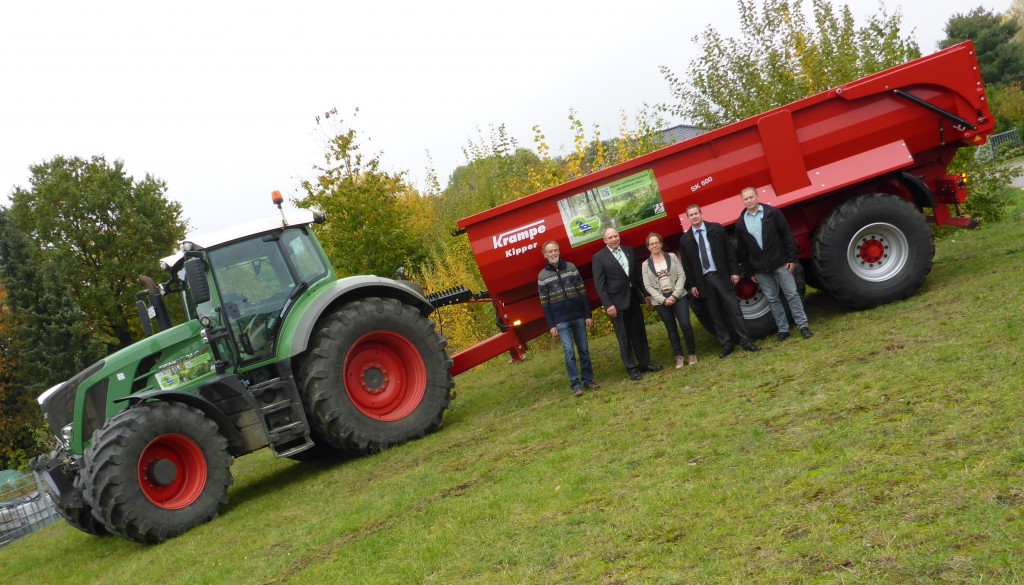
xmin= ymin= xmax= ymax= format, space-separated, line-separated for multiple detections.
xmin=38 ymin=320 xmax=207 ymax=451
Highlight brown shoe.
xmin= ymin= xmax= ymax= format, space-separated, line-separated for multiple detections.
xmin=583 ymin=380 xmax=601 ymax=390
xmin=572 ymin=386 xmax=583 ymax=397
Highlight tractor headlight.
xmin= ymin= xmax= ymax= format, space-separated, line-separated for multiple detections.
xmin=60 ymin=424 xmax=73 ymax=447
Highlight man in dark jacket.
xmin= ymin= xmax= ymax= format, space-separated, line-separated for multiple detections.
xmin=538 ymin=241 xmax=600 ymax=397
xmin=592 ymin=227 xmax=661 ymax=381
xmin=678 ymin=204 xmax=761 ymax=358
xmin=734 ymin=187 xmax=812 ymax=341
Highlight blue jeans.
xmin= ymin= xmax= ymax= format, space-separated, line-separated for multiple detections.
xmin=556 ymin=317 xmax=594 ymax=389
xmin=757 ymin=265 xmax=809 ymax=332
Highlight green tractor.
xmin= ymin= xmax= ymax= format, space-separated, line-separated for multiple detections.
xmin=31 ymin=201 xmax=454 ymax=543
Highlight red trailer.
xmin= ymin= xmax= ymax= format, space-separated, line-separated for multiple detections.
xmin=446 ymin=41 xmax=993 ymax=375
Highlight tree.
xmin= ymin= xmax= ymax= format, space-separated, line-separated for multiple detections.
xmin=439 ymin=125 xmax=543 ymax=235
xmin=0 ymin=211 xmax=103 ymax=467
xmin=989 ymin=82 xmax=1024 ymax=135
xmin=7 ymin=155 xmax=186 ymax=351
xmin=1011 ymin=0 xmax=1024 ymax=44
xmin=297 ymin=114 xmax=430 ymax=278
xmin=661 ymin=0 xmax=919 ymax=128
xmin=940 ymin=7 xmax=1024 ymax=88
xmin=0 ymin=280 xmax=32 ymax=468
xmin=942 ymin=7 xmax=1024 ymax=88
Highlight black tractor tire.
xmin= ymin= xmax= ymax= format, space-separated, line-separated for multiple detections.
xmin=53 ymin=474 xmax=109 ymax=537
xmin=300 ymin=297 xmax=454 ymax=456
xmin=733 ymin=265 xmax=807 ymax=340
xmin=812 ymin=194 xmax=934 ymax=309
xmin=82 ymin=401 xmax=234 ymax=543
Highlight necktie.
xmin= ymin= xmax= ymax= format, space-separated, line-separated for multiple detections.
xmin=613 ymin=248 xmax=628 ymax=274
xmin=697 ymin=229 xmax=710 ymax=270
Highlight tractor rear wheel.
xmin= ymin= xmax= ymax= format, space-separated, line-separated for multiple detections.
xmin=812 ymin=194 xmax=934 ymax=308
xmin=300 ymin=297 xmax=454 ymax=455
xmin=82 ymin=402 xmax=233 ymax=543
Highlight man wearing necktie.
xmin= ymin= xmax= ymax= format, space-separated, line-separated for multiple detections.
xmin=678 ymin=204 xmax=761 ymax=358
xmin=592 ymin=227 xmax=661 ymax=381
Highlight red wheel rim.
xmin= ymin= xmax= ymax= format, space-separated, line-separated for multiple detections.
xmin=733 ymin=277 xmax=759 ymax=301
xmin=343 ymin=331 xmax=427 ymax=421
xmin=137 ymin=434 xmax=208 ymax=510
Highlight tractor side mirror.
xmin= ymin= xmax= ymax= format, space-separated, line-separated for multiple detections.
xmin=184 ymin=257 xmax=211 ymax=304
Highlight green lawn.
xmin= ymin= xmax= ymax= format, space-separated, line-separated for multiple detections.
xmin=4 ymin=198 xmax=1024 ymax=584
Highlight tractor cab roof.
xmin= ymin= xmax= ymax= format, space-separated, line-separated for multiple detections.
xmin=161 ymin=209 xmax=319 ymax=272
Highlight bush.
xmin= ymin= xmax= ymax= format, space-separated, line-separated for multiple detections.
xmin=950 ymin=143 xmax=1023 ymax=224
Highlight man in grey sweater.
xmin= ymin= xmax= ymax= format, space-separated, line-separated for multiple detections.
xmin=538 ymin=241 xmax=600 ymax=397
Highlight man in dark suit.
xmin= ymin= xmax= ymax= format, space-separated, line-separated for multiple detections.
xmin=593 ymin=227 xmax=661 ymax=381
xmin=678 ymin=204 xmax=761 ymax=358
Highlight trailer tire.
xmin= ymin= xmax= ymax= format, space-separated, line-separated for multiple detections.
xmin=300 ymin=297 xmax=453 ymax=456
xmin=733 ymin=266 xmax=807 ymax=339
xmin=799 ymin=259 xmax=824 ymax=291
xmin=82 ymin=402 xmax=234 ymax=543
xmin=812 ymin=194 xmax=933 ymax=308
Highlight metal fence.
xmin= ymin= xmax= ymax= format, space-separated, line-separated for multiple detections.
xmin=988 ymin=129 xmax=1023 ymax=157
xmin=0 ymin=470 xmax=59 ymax=548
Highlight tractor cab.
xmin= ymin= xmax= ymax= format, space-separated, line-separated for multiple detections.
xmin=137 ymin=208 xmax=330 ymax=370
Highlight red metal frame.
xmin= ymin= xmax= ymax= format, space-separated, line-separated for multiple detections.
xmin=449 ymin=297 xmax=528 ymax=376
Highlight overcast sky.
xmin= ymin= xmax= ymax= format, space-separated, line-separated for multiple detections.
xmin=0 ymin=0 xmax=1010 ymax=235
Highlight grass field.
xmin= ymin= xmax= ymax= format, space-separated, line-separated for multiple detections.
xmin=3 ymin=195 xmax=1024 ymax=584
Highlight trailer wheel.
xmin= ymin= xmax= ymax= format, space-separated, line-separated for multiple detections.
xmin=82 ymin=402 xmax=233 ymax=543
xmin=733 ymin=266 xmax=806 ymax=339
xmin=300 ymin=297 xmax=454 ymax=455
xmin=813 ymin=194 xmax=934 ymax=308
xmin=799 ymin=259 xmax=824 ymax=291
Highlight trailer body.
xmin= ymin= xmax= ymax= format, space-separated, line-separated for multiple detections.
xmin=452 ymin=42 xmax=993 ymax=374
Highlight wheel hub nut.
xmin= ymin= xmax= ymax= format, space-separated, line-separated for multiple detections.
xmin=147 ymin=458 xmax=178 ymax=486
xmin=361 ymin=364 xmax=387 ymax=394
xmin=858 ymin=237 xmax=888 ymax=265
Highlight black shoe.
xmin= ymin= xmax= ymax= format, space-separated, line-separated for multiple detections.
xmin=583 ymin=380 xmax=601 ymax=390
xmin=639 ymin=364 xmax=662 ymax=372
xmin=719 ymin=345 xmax=735 ymax=359
xmin=628 ymin=369 xmax=643 ymax=381
xmin=740 ymin=341 xmax=761 ymax=352
xmin=777 ymin=331 xmax=790 ymax=342
xmin=800 ymin=326 xmax=813 ymax=339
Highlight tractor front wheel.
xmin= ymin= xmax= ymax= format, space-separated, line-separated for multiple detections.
xmin=52 ymin=474 xmax=109 ymax=537
xmin=82 ymin=401 xmax=233 ymax=543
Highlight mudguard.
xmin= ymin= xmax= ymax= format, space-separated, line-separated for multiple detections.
xmin=278 ymin=275 xmax=434 ymax=359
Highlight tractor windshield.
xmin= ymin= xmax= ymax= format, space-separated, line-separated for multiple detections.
xmin=207 ymin=228 xmax=327 ymax=363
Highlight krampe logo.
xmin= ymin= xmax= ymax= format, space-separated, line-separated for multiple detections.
xmin=492 ymin=219 xmax=546 ymax=257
